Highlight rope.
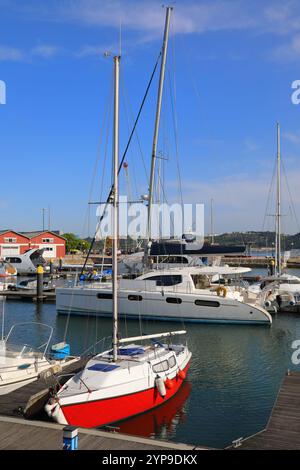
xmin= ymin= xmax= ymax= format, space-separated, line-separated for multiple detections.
xmin=80 ymin=51 xmax=162 ymax=275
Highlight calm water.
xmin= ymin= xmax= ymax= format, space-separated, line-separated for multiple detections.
xmin=2 ymin=268 xmax=300 ymax=448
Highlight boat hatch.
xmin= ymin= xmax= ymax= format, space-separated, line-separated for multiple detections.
xmin=109 ymin=347 xmax=145 ymax=356
xmin=87 ymin=363 xmax=120 ymax=372
xmin=17 ymin=363 xmax=31 ymax=370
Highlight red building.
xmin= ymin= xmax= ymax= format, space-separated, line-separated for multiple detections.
xmin=0 ymin=230 xmax=66 ymax=259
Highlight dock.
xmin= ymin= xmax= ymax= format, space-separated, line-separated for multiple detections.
xmin=0 ymin=415 xmax=203 ymax=450
xmin=0 ymin=289 xmax=56 ymax=302
xmin=230 ymin=371 xmax=300 ymax=450
xmin=0 ymin=357 xmax=89 ymax=418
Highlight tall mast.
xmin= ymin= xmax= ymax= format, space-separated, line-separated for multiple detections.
xmin=147 ymin=6 xmax=172 ymax=246
xmin=112 ymin=55 xmax=120 ymax=362
xmin=275 ymin=122 xmax=281 ymax=276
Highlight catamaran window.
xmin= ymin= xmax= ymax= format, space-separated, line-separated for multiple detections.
xmin=195 ymin=299 xmax=220 ymax=307
xmin=166 ymin=297 xmax=182 ymax=304
xmin=153 ymin=360 xmax=169 ymax=373
xmin=97 ymin=293 xmax=113 ymax=299
xmin=128 ymin=295 xmax=143 ymax=301
xmin=191 ymin=274 xmax=210 ymax=289
xmin=168 ymin=355 xmax=176 ymax=368
xmin=5 ymin=257 xmax=21 ymax=263
xmin=145 ymin=275 xmax=182 ymax=287
xmin=156 ymin=256 xmax=189 ymax=264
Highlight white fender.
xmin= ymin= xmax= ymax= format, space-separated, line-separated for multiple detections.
xmin=155 ymin=376 xmax=166 ymax=397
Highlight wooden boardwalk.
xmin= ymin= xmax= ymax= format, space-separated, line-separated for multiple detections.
xmin=0 ymin=357 xmax=89 ymax=418
xmin=0 ymin=416 xmax=201 ymax=450
xmin=0 ymin=290 xmax=56 ymax=302
xmin=230 ymin=371 xmax=300 ymax=450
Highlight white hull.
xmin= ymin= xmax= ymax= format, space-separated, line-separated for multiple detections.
xmin=56 ymin=286 xmax=272 ymax=325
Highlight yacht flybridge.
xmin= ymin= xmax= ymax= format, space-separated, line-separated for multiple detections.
xmin=47 ymin=9 xmax=192 ymax=428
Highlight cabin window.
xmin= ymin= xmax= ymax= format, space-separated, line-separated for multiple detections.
xmin=166 ymin=297 xmax=182 ymax=304
xmin=191 ymin=274 xmax=210 ymax=289
xmin=195 ymin=299 xmax=220 ymax=307
xmin=5 ymin=257 xmax=21 ymax=263
xmin=128 ymin=295 xmax=143 ymax=301
xmin=153 ymin=360 xmax=169 ymax=373
xmin=168 ymin=355 xmax=176 ymax=368
xmin=97 ymin=293 xmax=113 ymax=299
xmin=157 ymin=256 xmax=189 ymax=264
xmin=145 ymin=275 xmax=182 ymax=287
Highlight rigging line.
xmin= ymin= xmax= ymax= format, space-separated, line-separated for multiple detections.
xmin=169 ymin=25 xmax=184 ymax=212
xmin=81 ymin=68 xmax=114 ymax=239
xmin=121 ymin=77 xmax=150 ymax=186
xmin=80 ymin=52 xmax=162 ymax=275
xmin=262 ymin=157 xmax=277 ymax=231
xmin=282 ymin=159 xmax=300 ymax=233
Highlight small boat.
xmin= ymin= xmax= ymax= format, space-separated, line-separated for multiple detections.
xmin=3 ymin=248 xmax=49 ymax=275
xmin=0 ymin=319 xmax=79 ymax=395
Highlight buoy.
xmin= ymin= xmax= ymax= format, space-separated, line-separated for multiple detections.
xmin=164 ymin=378 xmax=174 ymax=390
xmin=177 ymin=369 xmax=186 ymax=380
xmin=155 ymin=377 xmax=166 ymax=397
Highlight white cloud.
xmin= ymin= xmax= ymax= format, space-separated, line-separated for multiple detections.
xmin=0 ymin=45 xmax=23 ymax=61
xmin=32 ymin=45 xmax=61 ymax=58
xmin=166 ymin=168 xmax=300 ymax=233
xmin=283 ymin=130 xmax=300 ymax=144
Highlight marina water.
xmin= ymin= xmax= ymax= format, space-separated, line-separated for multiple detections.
xmin=3 ymin=268 xmax=300 ymax=448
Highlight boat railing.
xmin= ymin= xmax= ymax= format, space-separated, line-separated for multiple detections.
xmin=5 ymin=322 xmax=53 ymax=357
xmin=81 ymin=336 xmax=112 ymax=357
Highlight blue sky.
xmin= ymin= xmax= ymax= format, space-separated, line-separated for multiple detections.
xmin=0 ymin=0 xmax=300 ymax=237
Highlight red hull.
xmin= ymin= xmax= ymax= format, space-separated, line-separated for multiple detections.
xmin=61 ymin=362 xmax=190 ymax=428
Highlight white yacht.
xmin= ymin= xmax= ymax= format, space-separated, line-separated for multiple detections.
xmin=56 ymin=266 xmax=272 ymax=325
xmin=3 ymin=248 xmax=49 ymax=275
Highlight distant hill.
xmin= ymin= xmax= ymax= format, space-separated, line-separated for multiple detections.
xmin=208 ymin=231 xmax=300 ymax=250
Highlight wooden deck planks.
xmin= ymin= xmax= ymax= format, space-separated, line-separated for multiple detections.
xmin=232 ymin=371 xmax=300 ymax=450
xmin=0 ymin=416 xmax=197 ymax=450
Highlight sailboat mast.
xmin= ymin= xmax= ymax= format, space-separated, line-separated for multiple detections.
xmin=112 ymin=55 xmax=120 ymax=362
xmin=147 ymin=6 xmax=172 ymax=246
xmin=275 ymin=122 xmax=281 ymax=276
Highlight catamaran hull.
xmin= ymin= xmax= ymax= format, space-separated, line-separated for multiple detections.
xmin=47 ymin=362 xmax=190 ymax=428
xmin=56 ymin=288 xmax=272 ymax=325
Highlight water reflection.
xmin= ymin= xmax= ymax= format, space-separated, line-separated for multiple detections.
xmin=113 ymin=380 xmax=191 ymax=440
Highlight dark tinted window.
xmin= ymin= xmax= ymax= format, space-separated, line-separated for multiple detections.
xmin=195 ymin=299 xmax=220 ymax=307
xmin=128 ymin=295 xmax=143 ymax=301
xmin=5 ymin=257 xmax=21 ymax=263
xmin=146 ymin=275 xmax=182 ymax=287
xmin=97 ymin=293 xmax=113 ymax=299
xmin=166 ymin=297 xmax=182 ymax=304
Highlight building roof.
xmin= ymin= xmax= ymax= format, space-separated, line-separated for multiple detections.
xmin=20 ymin=230 xmax=65 ymax=240
xmin=0 ymin=230 xmax=65 ymax=240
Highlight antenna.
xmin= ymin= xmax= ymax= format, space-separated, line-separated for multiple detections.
xmin=119 ymin=20 xmax=122 ymax=57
